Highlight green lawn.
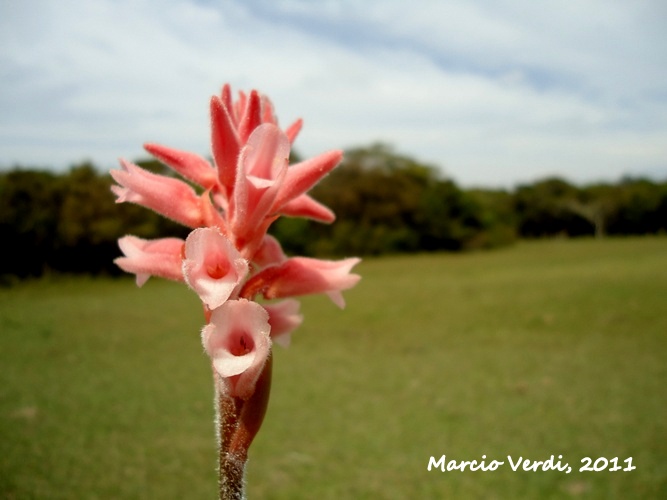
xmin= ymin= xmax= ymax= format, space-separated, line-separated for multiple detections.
xmin=1 ymin=237 xmax=666 ymax=499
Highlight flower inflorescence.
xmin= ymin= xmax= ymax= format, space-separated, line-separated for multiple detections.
xmin=112 ymin=83 xmax=360 ymax=401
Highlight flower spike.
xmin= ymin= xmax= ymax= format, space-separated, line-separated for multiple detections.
xmin=113 ymin=82 xmax=361 ymax=498
xmin=201 ymin=299 xmax=271 ymax=400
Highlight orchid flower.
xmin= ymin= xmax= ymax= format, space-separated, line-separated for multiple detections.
xmin=201 ymin=299 xmax=271 ymax=400
xmin=183 ymin=228 xmax=248 ymax=310
xmin=241 ymin=256 xmax=362 ymax=308
xmin=115 ymin=235 xmax=185 ymax=286
xmin=111 ymin=159 xmax=206 ymax=228
xmin=112 ymin=83 xmax=360 ymax=499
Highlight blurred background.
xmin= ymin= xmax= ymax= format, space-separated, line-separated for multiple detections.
xmin=2 ymin=0 xmax=666 ymax=186
xmin=1 ymin=1 xmax=666 ymax=498
xmin=3 ymin=0 xmax=667 ymax=278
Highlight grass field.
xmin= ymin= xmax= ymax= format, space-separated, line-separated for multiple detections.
xmin=1 ymin=237 xmax=666 ymax=499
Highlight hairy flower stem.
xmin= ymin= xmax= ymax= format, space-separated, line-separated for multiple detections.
xmin=219 ymin=451 xmax=245 ymax=500
xmin=218 ymin=395 xmax=244 ymax=499
xmin=216 ymin=354 xmax=273 ymax=500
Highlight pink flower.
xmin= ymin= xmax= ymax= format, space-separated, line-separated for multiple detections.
xmin=114 ymin=236 xmax=185 ymax=286
xmin=182 ymin=228 xmax=248 ymax=310
xmin=210 ymin=84 xmax=303 ymax=199
xmin=111 ymin=159 xmax=205 ymax=228
xmin=242 ymin=257 xmax=361 ymax=308
xmin=278 ymin=193 xmax=336 ymax=223
xmin=228 ymin=123 xmax=342 ymax=254
xmin=210 ymin=94 xmax=240 ymax=199
xmin=272 ymin=149 xmax=343 ymax=215
xmin=143 ymin=143 xmax=218 ymax=190
xmin=228 ymin=123 xmax=289 ymax=254
xmin=263 ymin=299 xmax=303 ymax=348
xmin=201 ymin=299 xmax=271 ymax=400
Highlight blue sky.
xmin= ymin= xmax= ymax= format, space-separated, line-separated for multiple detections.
xmin=1 ymin=0 xmax=666 ymax=187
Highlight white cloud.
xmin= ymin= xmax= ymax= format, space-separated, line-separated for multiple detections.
xmin=0 ymin=0 xmax=665 ymax=187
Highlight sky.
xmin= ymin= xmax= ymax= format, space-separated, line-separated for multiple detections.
xmin=1 ymin=0 xmax=666 ymax=188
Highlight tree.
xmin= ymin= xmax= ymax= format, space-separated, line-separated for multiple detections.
xmin=0 ymin=169 xmax=62 ymax=277
xmin=607 ymin=178 xmax=665 ymax=235
xmin=514 ymin=177 xmax=590 ymax=237
xmin=282 ymin=143 xmax=514 ymax=256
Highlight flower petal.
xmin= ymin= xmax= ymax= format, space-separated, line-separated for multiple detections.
xmin=238 ymin=90 xmax=262 ymax=144
xmin=111 ymin=159 xmax=204 ymax=227
xmin=284 ymin=118 xmax=302 ymax=144
xmin=279 ymin=194 xmax=336 ymax=223
xmin=229 ymin=124 xmax=289 ymax=252
xmin=144 ymin=143 xmax=218 ymax=189
xmin=115 ymin=236 xmax=185 ymax=286
xmin=243 ymin=123 xmax=290 ymax=181
xmin=241 ymin=257 xmax=361 ymax=308
xmin=210 ymin=96 xmax=240 ymax=198
xmin=273 ymin=150 xmax=342 ymax=210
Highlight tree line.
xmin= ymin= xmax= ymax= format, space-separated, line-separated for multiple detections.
xmin=2 ymin=143 xmax=666 ymax=279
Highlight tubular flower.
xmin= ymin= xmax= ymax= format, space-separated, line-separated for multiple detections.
xmin=241 ymin=257 xmax=362 ymax=308
xmin=115 ymin=236 xmax=185 ymax=286
xmin=143 ymin=143 xmax=218 ymax=190
xmin=111 ymin=159 xmax=206 ymax=228
xmin=227 ymin=124 xmax=290 ymax=254
xmin=201 ymin=299 xmax=271 ymax=400
xmin=183 ymin=228 xmax=248 ymax=310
